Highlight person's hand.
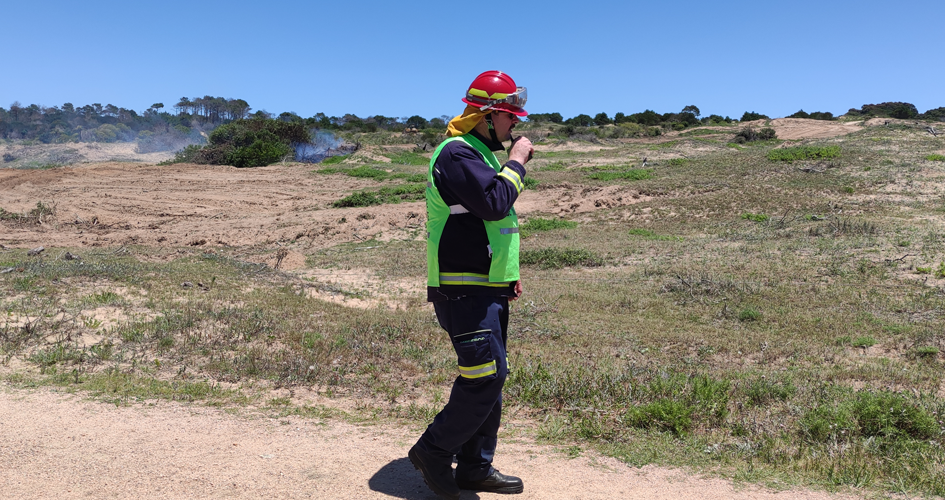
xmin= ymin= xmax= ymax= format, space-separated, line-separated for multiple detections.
xmin=509 ymin=137 xmax=533 ymax=165
xmin=510 ymin=280 xmax=523 ymax=301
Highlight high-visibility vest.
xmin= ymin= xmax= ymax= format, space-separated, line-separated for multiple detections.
xmin=426 ymin=134 xmax=521 ymax=287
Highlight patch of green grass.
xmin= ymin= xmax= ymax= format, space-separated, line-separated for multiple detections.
xmin=737 ymin=307 xmax=761 ymax=322
xmin=851 ymin=336 xmax=876 ymax=348
xmin=520 ymin=218 xmax=577 ymax=236
xmin=587 ymin=169 xmax=652 ymax=181
xmin=321 ymin=155 xmax=348 ymax=165
xmin=741 ymin=213 xmax=769 ymax=223
xmin=523 ymin=177 xmax=539 ymax=189
xmin=519 ymin=248 xmax=603 ymax=269
xmin=625 ymin=400 xmax=693 ymax=436
xmin=347 ymin=166 xmax=389 ymax=179
xmin=925 ymin=154 xmax=945 ymax=162
xmin=627 ymin=229 xmax=681 ymax=241
xmin=915 ymin=346 xmax=939 ymax=358
xmin=767 ymin=145 xmax=841 ymax=162
xmin=384 ymin=151 xmax=429 ymax=166
xmin=332 ymin=184 xmax=426 ymax=208
xmin=744 ymin=377 xmax=796 ymax=406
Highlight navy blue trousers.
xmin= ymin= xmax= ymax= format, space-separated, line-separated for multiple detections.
xmin=416 ymin=295 xmax=509 ymax=482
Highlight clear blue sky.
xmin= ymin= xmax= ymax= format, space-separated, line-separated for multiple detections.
xmin=3 ymin=0 xmax=942 ymax=121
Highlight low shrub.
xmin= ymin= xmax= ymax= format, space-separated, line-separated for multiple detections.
xmin=732 ymin=127 xmax=776 ymax=143
xmin=925 ymin=154 xmax=945 ymax=162
xmin=767 ymin=145 xmax=841 ymax=162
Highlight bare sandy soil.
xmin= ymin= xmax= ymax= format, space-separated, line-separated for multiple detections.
xmin=0 ymin=388 xmax=862 ymax=500
xmin=0 ymin=162 xmax=646 ymax=250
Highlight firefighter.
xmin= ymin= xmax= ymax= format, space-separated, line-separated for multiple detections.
xmin=408 ymin=71 xmax=533 ymax=499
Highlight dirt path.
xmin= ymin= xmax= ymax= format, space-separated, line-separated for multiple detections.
xmin=0 ymin=389 xmax=862 ymax=500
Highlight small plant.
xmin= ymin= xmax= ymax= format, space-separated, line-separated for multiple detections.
xmin=936 ymin=262 xmax=945 ymax=278
xmin=915 ymin=346 xmax=939 ymax=358
xmin=841 ymin=186 xmax=855 ymax=194
xmin=738 ymin=307 xmax=761 ymax=322
xmin=915 ymin=266 xmax=932 ymax=274
xmin=926 ymin=154 xmax=945 ymax=162
xmin=741 ymin=213 xmax=769 ymax=223
xmin=523 ymin=177 xmax=539 ymax=189
xmin=851 ymin=336 xmax=876 ymax=348
xmin=624 ymin=399 xmax=693 ymax=436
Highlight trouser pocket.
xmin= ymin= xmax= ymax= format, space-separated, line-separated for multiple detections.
xmin=452 ymin=329 xmax=498 ymax=381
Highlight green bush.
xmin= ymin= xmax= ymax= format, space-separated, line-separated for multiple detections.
xmin=767 ymin=145 xmax=841 ymax=162
xmin=167 ymin=119 xmax=309 ymax=168
xmin=852 ymin=391 xmax=937 ymax=440
xmin=800 ymin=405 xmax=857 ymax=442
xmin=732 ymin=127 xmax=776 ymax=143
xmin=925 ymin=154 xmax=945 ymax=162
xmin=520 ymin=248 xmax=603 ymax=269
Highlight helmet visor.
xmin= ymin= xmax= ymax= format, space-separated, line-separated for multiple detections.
xmin=466 ymin=87 xmax=527 ymax=112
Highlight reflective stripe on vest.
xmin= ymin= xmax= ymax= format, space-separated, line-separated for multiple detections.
xmin=439 ymin=272 xmax=511 ymax=287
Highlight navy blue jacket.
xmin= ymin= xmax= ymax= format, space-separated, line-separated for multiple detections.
xmin=427 ymin=130 xmax=526 ymax=301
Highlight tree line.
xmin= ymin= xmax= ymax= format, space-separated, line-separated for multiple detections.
xmin=2 ymin=98 xmax=943 ymax=148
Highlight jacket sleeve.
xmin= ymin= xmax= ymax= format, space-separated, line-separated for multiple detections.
xmin=432 ymin=142 xmax=527 ymax=221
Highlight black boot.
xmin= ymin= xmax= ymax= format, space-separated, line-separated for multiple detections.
xmin=456 ymin=469 xmax=524 ymax=494
xmin=408 ymin=445 xmax=460 ymax=500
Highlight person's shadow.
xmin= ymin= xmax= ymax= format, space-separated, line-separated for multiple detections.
xmin=369 ymin=457 xmax=481 ymax=499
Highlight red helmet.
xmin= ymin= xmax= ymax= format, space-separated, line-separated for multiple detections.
xmin=462 ymin=70 xmax=528 ymax=117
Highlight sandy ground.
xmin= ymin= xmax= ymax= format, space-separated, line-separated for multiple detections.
xmin=0 ymin=162 xmax=646 ymax=250
xmin=0 ymin=388 xmax=863 ymax=500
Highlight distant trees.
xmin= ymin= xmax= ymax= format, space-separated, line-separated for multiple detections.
xmin=788 ymin=110 xmax=835 ymax=120
xmin=847 ymin=102 xmax=918 ymax=120
xmin=173 ymin=96 xmax=251 ymax=122
xmin=741 ymin=111 xmax=769 ymax=121
xmin=526 ymin=112 xmax=562 ymax=123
